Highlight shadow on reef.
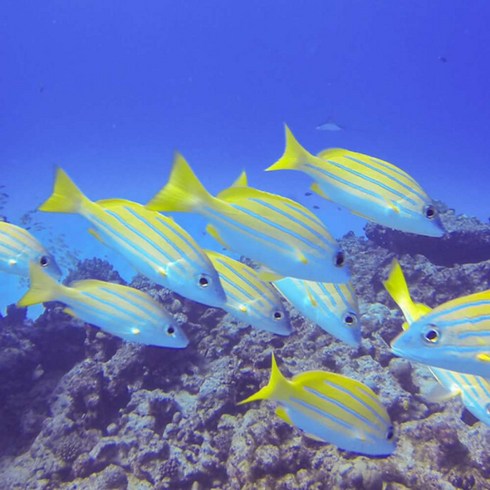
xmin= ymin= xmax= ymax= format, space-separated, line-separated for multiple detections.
xmin=0 ymin=203 xmax=490 ymax=489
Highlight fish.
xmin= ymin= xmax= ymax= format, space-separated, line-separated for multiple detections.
xmin=238 ymin=353 xmax=395 ymax=456
xmin=204 ymin=250 xmax=291 ymax=335
xmin=38 ymin=168 xmax=226 ymax=308
xmin=146 ymin=154 xmax=349 ymax=283
xmin=316 ymin=120 xmax=343 ymax=131
xmin=266 ymin=125 xmax=445 ymax=237
xmin=273 ymin=278 xmax=361 ymax=347
xmin=18 ymin=262 xmax=189 ymax=348
xmin=384 ymin=259 xmax=490 ymax=425
xmin=387 ymin=260 xmax=490 ymax=378
xmin=0 ymin=221 xmax=61 ymax=279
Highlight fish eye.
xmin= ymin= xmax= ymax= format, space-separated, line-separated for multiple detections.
xmin=344 ymin=313 xmax=357 ymax=326
xmin=39 ymin=255 xmax=49 ymax=267
xmin=198 ymin=275 xmax=209 ymax=288
xmin=167 ymin=326 xmax=175 ymax=335
xmin=273 ymin=311 xmax=283 ymax=320
xmin=386 ymin=426 xmax=394 ymax=440
xmin=334 ymin=251 xmax=345 ymax=268
xmin=424 ymin=205 xmax=436 ymax=220
xmin=423 ymin=327 xmax=439 ymax=343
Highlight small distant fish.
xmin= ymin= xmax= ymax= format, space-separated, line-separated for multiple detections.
xmin=304 ymin=192 xmax=312 ymax=197
xmin=204 ymin=250 xmax=291 ymax=335
xmin=438 ymin=56 xmax=448 ymax=63
xmin=266 ymin=125 xmax=445 ymax=237
xmin=147 ymin=155 xmax=349 ymax=283
xmin=313 ymin=205 xmax=320 ymax=210
xmin=316 ymin=120 xmax=343 ymax=131
xmin=0 ymin=221 xmax=61 ymax=279
xmin=387 ymin=261 xmax=490 ymax=378
xmin=238 ymin=353 xmax=395 ymax=456
xmin=39 ymin=169 xmax=226 ymax=308
xmin=273 ymin=278 xmax=361 ymax=346
xmin=18 ymin=263 xmax=189 ymax=349
xmin=384 ymin=259 xmax=490 ymax=425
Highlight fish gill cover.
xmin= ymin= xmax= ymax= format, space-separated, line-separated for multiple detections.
xmin=1 ymin=1 xmax=490 ymax=490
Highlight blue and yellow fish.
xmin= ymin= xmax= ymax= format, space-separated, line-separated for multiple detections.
xmin=238 ymin=353 xmax=395 ymax=456
xmin=205 ymin=250 xmax=291 ymax=335
xmin=386 ymin=258 xmax=490 ymax=378
xmin=147 ymin=154 xmax=349 ymax=283
xmin=273 ymin=278 xmax=361 ymax=347
xmin=384 ymin=259 xmax=490 ymax=425
xmin=18 ymin=263 xmax=189 ymax=348
xmin=0 ymin=221 xmax=61 ymax=279
xmin=266 ymin=125 xmax=445 ymax=237
xmin=39 ymin=168 xmax=226 ymax=307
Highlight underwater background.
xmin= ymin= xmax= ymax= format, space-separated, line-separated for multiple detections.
xmin=1 ymin=1 xmax=490 ymax=489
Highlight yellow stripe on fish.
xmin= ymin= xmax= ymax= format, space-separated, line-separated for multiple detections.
xmin=238 ymin=353 xmax=395 ymax=456
xmin=204 ymin=250 xmax=291 ymax=335
xmin=266 ymin=125 xmax=445 ymax=237
xmin=0 ymin=221 xmax=61 ymax=279
xmin=38 ymin=168 xmax=225 ymax=307
xmin=17 ymin=263 xmax=189 ymax=348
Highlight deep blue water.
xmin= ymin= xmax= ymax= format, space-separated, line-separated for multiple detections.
xmin=1 ymin=1 xmax=490 ymax=308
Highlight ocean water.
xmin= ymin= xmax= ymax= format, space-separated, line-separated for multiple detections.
xmin=1 ymin=1 xmax=490 ymax=489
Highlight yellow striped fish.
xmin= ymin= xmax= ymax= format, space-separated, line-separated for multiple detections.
xmin=18 ymin=263 xmax=188 ymax=348
xmin=205 ymin=250 xmax=291 ymax=335
xmin=38 ymin=168 xmax=226 ymax=307
xmin=273 ymin=278 xmax=361 ymax=347
xmin=385 ymin=260 xmax=490 ymax=422
xmin=238 ymin=353 xmax=395 ymax=456
xmin=147 ymin=154 xmax=349 ymax=283
xmin=266 ymin=125 xmax=445 ymax=237
xmin=0 ymin=221 xmax=61 ymax=279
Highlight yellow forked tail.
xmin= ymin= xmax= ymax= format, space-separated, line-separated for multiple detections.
xmin=265 ymin=124 xmax=319 ymax=172
xmin=146 ymin=153 xmax=214 ymax=213
xmin=17 ymin=263 xmax=64 ymax=307
xmin=237 ymin=353 xmax=289 ymax=405
xmin=383 ymin=259 xmax=431 ymax=326
xmin=39 ymin=167 xmax=89 ymax=214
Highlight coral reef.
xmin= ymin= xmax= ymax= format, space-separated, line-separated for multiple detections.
xmin=1 ymin=212 xmax=490 ymax=489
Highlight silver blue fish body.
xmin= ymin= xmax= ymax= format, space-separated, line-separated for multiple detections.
xmin=0 ymin=221 xmax=61 ymax=279
xmin=391 ymin=290 xmax=490 ymax=377
xmin=273 ymin=278 xmax=361 ymax=346
xmin=60 ymin=280 xmax=189 ymax=348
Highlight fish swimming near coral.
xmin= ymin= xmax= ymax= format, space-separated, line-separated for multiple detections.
xmin=38 ymin=168 xmax=226 ymax=308
xmin=0 ymin=221 xmax=61 ymax=279
xmin=18 ymin=263 xmax=189 ymax=348
xmin=273 ymin=278 xmax=361 ymax=347
xmin=266 ymin=125 xmax=445 ymax=237
xmin=386 ymin=260 xmax=490 ymax=388
xmin=204 ymin=249 xmax=291 ymax=335
xmin=147 ymin=154 xmax=349 ymax=283
xmin=238 ymin=353 xmax=395 ymax=456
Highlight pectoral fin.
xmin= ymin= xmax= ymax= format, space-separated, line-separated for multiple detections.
xmin=310 ymin=182 xmax=330 ymax=200
xmin=206 ymin=224 xmax=228 ymax=249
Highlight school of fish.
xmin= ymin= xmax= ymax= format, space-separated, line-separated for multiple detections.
xmin=2 ymin=124 xmax=489 ymax=457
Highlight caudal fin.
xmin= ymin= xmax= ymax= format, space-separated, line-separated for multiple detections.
xmin=266 ymin=125 xmax=319 ymax=172
xmin=383 ymin=259 xmax=430 ymax=325
xmin=17 ymin=263 xmax=64 ymax=307
xmin=39 ymin=168 xmax=89 ymax=214
xmin=237 ymin=353 xmax=287 ymax=405
xmin=146 ymin=153 xmax=213 ymax=212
